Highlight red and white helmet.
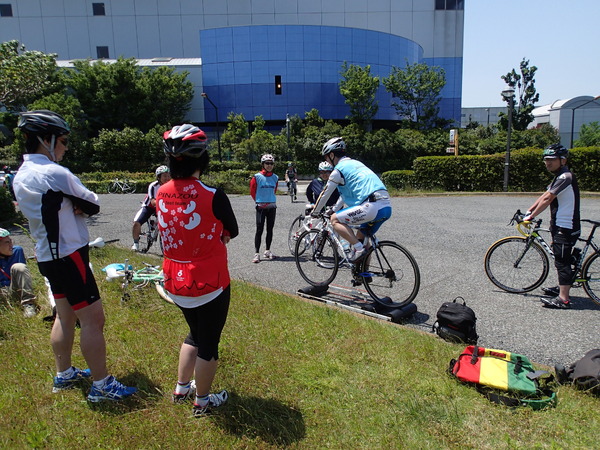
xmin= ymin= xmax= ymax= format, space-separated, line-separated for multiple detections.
xmin=163 ymin=124 xmax=208 ymax=158
xmin=260 ymin=154 xmax=275 ymax=164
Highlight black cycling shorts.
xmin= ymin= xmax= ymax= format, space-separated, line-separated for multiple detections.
xmin=38 ymin=245 xmax=100 ymax=310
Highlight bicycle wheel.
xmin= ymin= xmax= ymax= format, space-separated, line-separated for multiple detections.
xmin=108 ymin=182 xmax=119 ymax=194
xmin=484 ymin=236 xmax=550 ymax=293
xmin=139 ymin=221 xmax=155 ymax=253
xmin=295 ymin=229 xmax=339 ymax=287
xmin=582 ymin=252 xmax=600 ymax=306
xmin=123 ymin=181 xmax=136 ymax=194
xmin=361 ymin=241 xmax=420 ymax=308
xmin=288 ymin=215 xmax=305 ymax=255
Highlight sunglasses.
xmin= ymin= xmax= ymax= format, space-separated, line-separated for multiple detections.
xmin=264 ymin=162 xmax=274 ymax=165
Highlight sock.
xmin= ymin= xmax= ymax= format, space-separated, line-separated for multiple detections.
xmin=93 ymin=375 xmax=111 ymax=388
xmin=353 ymin=242 xmax=364 ymax=251
xmin=195 ymin=394 xmax=209 ymax=407
xmin=175 ymin=381 xmax=191 ymax=395
xmin=133 ymin=240 xmax=139 ymax=244
xmin=57 ymin=366 xmax=75 ymax=379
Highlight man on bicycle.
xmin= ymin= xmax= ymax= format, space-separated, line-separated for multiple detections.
xmin=523 ymin=144 xmax=580 ymax=309
xmin=285 ymin=162 xmax=298 ymax=201
xmin=131 ymin=165 xmax=171 ymax=251
xmin=311 ymin=137 xmax=391 ymax=261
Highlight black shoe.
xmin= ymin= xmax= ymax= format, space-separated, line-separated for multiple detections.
xmin=542 ymin=286 xmax=560 ymax=296
xmin=540 ymin=296 xmax=571 ymax=309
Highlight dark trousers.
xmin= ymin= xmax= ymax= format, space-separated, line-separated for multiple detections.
xmin=255 ymin=207 xmax=276 ymax=253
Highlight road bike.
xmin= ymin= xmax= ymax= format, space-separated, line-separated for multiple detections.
xmin=108 ymin=178 xmax=136 ymax=194
xmin=294 ymin=214 xmax=420 ymax=308
xmin=287 ymin=180 xmax=297 ymax=202
xmin=139 ymin=215 xmax=161 ymax=254
xmin=484 ymin=209 xmax=600 ymax=305
xmin=287 ymin=206 xmax=350 ymax=256
xmin=104 ymin=260 xmax=171 ymax=304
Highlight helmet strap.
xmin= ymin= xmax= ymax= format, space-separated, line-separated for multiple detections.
xmin=37 ymin=135 xmax=57 ymax=162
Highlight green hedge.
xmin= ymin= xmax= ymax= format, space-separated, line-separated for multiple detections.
xmin=383 ymin=147 xmax=600 ymax=192
xmin=0 ymin=188 xmax=23 ymax=227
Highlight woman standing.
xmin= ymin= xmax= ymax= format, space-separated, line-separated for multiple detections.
xmin=157 ymin=124 xmax=239 ymax=416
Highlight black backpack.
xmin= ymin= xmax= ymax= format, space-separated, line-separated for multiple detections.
xmin=555 ymin=349 xmax=600 ymax=396
xmin=433 ymin=297 xmax=478 ymax=344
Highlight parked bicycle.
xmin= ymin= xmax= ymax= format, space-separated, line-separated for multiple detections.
xmin=484 ymin=209 xmax=600 ymax=305
xmin=294 ymin=213 xmax=420 ymax=308
xmin=108 ymin=178 xmax=136 ymax=194
xmin=138 ymin=215 xmax=161 ymax=254
xmin=104 ymin=259 xmax=171 ymax=304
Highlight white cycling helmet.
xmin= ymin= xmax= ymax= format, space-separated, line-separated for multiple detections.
xmin=261 ymin=154 xmax=275 ymax=164
xmin=321 ymin=137 xmax=346 ymax=156
xmin=318 ymin=162 xmax=333 ymax=172
xmin=155 ymin=165 xmax=169 ymax=178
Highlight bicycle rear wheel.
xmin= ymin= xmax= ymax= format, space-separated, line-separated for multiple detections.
xmin=582 ymin=252 xmax=600 ymax=306
xmin=295 ymin=229 xmax=339 ymax=287
xmin=288 ymin=215 xmax=304 ymax=255
xmin=108 ymin=182 xmax=119 ymax=194
xmin=361 ymin=241 xmax=420 ymax=308
xmin=484 ymin=236 xmax=550 ymax=293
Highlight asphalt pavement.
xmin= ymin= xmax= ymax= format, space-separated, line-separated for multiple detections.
xmin=8 ymin=186 xmax=600 ymax=367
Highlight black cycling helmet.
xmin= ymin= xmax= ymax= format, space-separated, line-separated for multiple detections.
xmin=163 ymin=124 xmax=208 ymax=158
xmin=542 ymin=143 xmax=569 ymax=159
xmin=322 ymin=137 xmax=346 ymax=156
xmin=17 ymin=110 xmax=70 ymax=137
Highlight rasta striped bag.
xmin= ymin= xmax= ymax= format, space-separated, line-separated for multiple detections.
xmin=449 ymin=345 xmax=557 ymax=410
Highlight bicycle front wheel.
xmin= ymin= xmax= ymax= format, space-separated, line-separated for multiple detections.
xmin=295 ymin=229 xmax=339 ymax=287
xmin=139 ymin=222 xmax=155 ymax=253
xmin=484 ymin=236 xmax=550 ymax=293
xmin=288 ymin=215 xmax=304 ymax=255
xmin=582 ymin=252 xmax=600 ymax=306
xmin=361 ymin=241 xmax=420 ymax=308
xmin=123 ymin=181 xmax=136 ymax=194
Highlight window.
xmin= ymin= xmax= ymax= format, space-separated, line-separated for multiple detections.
xmin=96 ymin=46 xmax=109 ymax=59
xmin=92 ymin=3 xmax=105 ymax=16
xmin=435 ymin=0 xmax=464 ymax=10
xmin=275 ymin=75 xmax=282 ymax=95
xmin=0 ymin=4 xmax=13 ymax=17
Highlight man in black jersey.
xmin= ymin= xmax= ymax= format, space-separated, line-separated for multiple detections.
xmin=523 ymin=144 xmax=580 ymax=309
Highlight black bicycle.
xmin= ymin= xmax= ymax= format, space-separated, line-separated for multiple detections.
xmin=139 ymin=215 xmax=161 ymax=254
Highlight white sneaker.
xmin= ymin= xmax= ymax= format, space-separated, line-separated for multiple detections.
xmin=252 ymin=253 xmax=260 ymax=263
xmin=263 ymin=250 xmax=275 ymax=260
xmin=131 ymin=242 xmax=139 ymax=251
xmin=348 ymin=246 xmax=366 ymax=262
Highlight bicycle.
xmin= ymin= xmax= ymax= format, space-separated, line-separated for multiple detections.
xmin=294 ymin=214 xmax=420 ymax=308
xmin=139 ymin=215 xmax=162 ymax=254
xmin=484 ymin=209 xmax=600 ymax=306
xmin=104 ymin=260 xmax=171 ymax=304
xmin=287 ymin=180 xmax=297 ymax=202
xmin=108 ymin=178 xmax=136 ymax=194
xmin=287 ymin=205 xmax=350 ymax=256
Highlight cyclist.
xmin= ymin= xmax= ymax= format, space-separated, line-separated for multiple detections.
xmin=158 ymin=124 xmax=239 ymax=416
xmin=523 ymin=144 xmax=580 ymax=309
xmin=311 ymin=137 xmax=391 ymax=261
xmin=306 ymin=161 xmax=339 ymax=206
xmin=250 ymin=154 xmax=278 ymax=263
xmin=131 ymin=165 xmax=171 ymax=251
xmin=285 ymin=162 xmax=298 ymax=201
xmin=13 ymin=110 xmax=136 ymax=401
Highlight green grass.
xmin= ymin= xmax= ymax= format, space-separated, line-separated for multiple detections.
xmin=1 ymin=247 xmax=599 ymax=448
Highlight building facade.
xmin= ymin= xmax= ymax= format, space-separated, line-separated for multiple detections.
xmin=0 ymin=0 xmax=465 ymax=124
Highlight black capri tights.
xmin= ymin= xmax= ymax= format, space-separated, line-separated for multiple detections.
xmin=255 ymin=207 xmax=276 ymax=253
xmin=552 ymin=228 xmax=578 ymax=286
xmin=179 ymin=285 xmax=230 ymax=361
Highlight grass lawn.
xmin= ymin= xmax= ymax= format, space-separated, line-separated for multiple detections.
xmin=0 ymin=246 xmax=598 ymax=449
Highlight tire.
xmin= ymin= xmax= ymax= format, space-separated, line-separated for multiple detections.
xmin=155 ymin=275 xmax=174 ymax=305
xmin=295 ymin=229 xmax=339 ymax=287
xmin=288 ymin=215 xmax=305 ymax=255
xmin=361 ymin=241 xmax=420 ymax=308
xmin=484 ymin=236 xmax=550 ymax=293
xmin=582 ymin=252 xmax=600 ymax=306
xmin=108 ymin=182 xmax=119 ymax=194
xmin=139 ymin=221 xmax=155 ymax=253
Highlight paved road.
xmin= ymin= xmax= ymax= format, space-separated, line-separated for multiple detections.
xmin=9 ymin=189 xmax=600 ymax=367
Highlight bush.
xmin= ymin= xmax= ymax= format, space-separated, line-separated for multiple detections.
xmin=381 ymin=170 xmax=417 ymax=190
xmin=0 ymin=188 xmax=23 ymax=227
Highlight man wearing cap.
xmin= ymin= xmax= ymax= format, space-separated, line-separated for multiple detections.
xmin=0 ymin=228 xmax=38 ymax=317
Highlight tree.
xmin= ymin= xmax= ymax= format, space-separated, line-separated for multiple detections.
xmin=574 ymin=121 xmax=600 ymax=147
xmin=62 ymin=57 xmax=193 ymax=134
xmin=0 ymin=40 xmax=61 ymax=111
xmin=338 ymin=62 xmax=379 ymax=130
xmin=382 ymin=61 xmax=446 ymax=130
xmin=499 ymin=58 xmax=540 ymax=131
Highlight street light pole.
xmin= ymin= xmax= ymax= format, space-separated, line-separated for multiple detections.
xmin=201 ymin=92 xmax=222 ymax=162
xmin=286 ymin=113 xmax=290 ymax=158
xmin=569 ymin=95 xmax=600 ymax=148
xmin=501 ymin=88 xmax=515 ymax=192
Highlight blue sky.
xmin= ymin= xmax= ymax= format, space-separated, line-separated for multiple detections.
xmin=462 ymin=0 xmax=599 ymax=107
